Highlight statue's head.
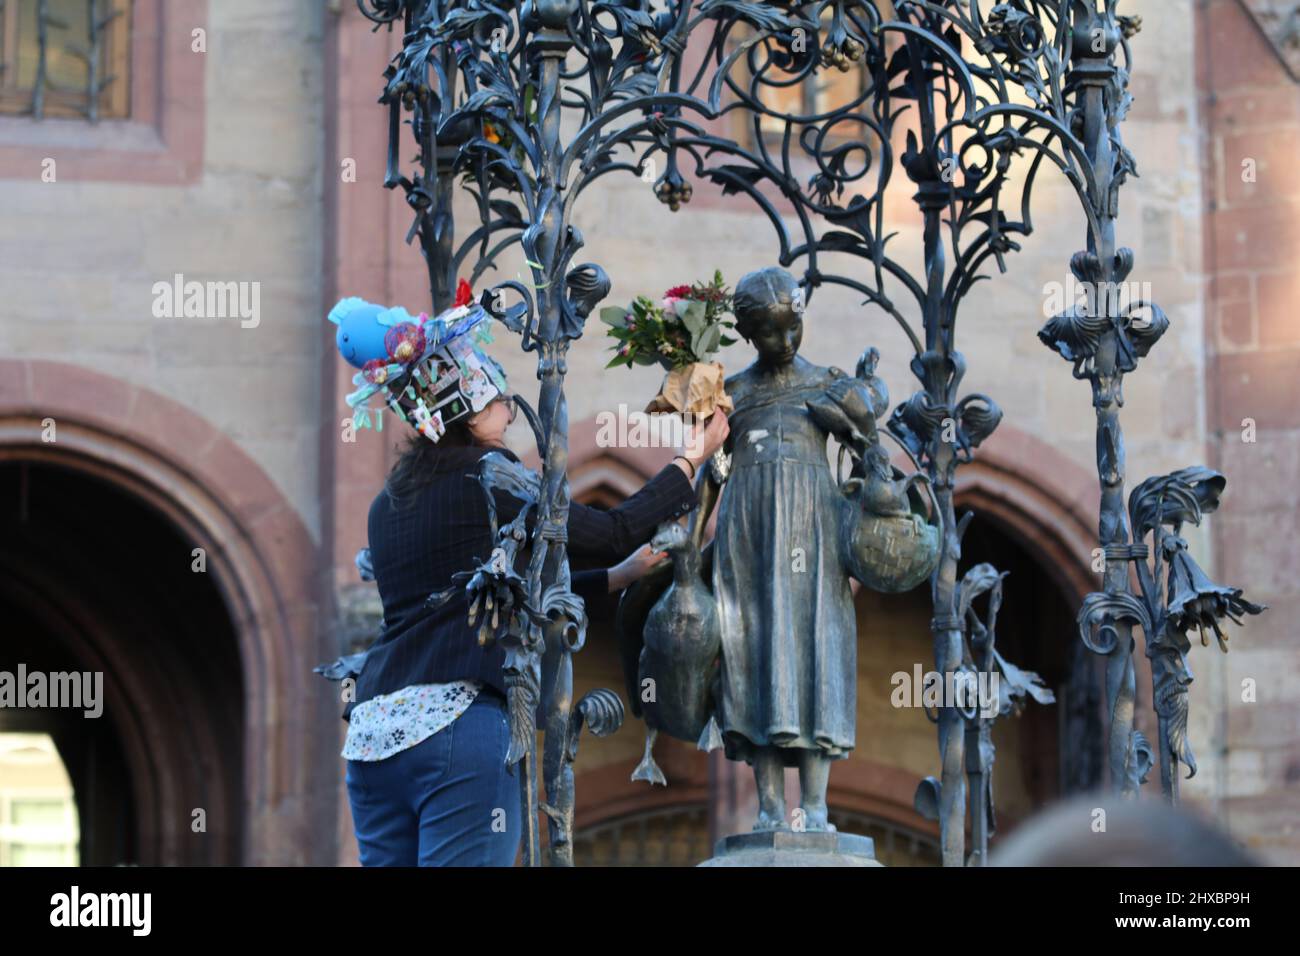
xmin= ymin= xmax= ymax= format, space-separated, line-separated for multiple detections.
xmin=649 ymin=520 xmax=690 ymax=554
xmin=866 ymin=443 xmax=893 ymax=480
xmin=733 ymin=267 xmax=804 ymax=367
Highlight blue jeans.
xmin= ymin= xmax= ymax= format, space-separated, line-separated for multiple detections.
xmin=346 ymin=691 xmax=521 ymax=866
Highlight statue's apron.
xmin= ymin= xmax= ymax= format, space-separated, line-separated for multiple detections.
xmin=714 ymin=379 xmax=857 ymax=766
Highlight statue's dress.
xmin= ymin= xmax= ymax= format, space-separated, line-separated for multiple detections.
xmin=714 ymin=358 xmax=857 ymax=766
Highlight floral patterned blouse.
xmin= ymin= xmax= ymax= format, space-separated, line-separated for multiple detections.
xmin=342 ymin=680 xmax=482 ymax=761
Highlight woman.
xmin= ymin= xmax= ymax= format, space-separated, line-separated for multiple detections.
xmin=341 ymin=362 xmax=729 ymax=866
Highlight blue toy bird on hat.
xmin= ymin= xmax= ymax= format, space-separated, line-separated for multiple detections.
xmin=328 ymin=292 xmax=509 ymax=442
xmin=328 ymin=297 xmax=393 ymax=369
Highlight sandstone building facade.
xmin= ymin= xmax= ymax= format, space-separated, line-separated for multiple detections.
xmin=0 ymin=0 xmax=1294 ymax=865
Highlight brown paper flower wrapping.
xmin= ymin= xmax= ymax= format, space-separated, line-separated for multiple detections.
xmin=644 ymin=361 xmax=733 ymax=418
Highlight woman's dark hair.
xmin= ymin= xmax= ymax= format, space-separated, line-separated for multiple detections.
xmin=385 ymin=419 xmax=477 ymax=504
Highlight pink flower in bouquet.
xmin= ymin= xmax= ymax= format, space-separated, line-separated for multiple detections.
xmin=662 ymin=285 xmax=692 ymax=311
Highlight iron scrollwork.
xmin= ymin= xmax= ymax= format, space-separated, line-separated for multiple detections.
xmin=362 ymin=0 xmax=719 ymax=866
xmin=357 ymin=0 xmax=1265 ymax=866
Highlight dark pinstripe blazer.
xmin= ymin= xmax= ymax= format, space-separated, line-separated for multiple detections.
xmin=351 ymin=446 xmax=697 ymax=711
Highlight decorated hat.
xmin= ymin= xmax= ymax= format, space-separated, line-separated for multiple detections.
xmin=328 ymin=281 xmax=509 ymax=442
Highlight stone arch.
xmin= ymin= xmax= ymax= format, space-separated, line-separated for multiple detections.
xmin=952 ymin=422 xmax=1108 ymax=799
xmin=952 ymin=422 xmax=1100 ymax=603
xmin=558 ymin=415 xmax=1105 ymax=851
xmin=560 ymin=413 xmax=1101 ymax=601
xmin=0 ymin=359 xmax=328 ymax=865
xmin=557 ymin=412 xmax=1100 ymax=613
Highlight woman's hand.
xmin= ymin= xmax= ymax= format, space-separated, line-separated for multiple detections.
xmin=607 ymin=544 xmax=669 ymax=592
xmin=675 ymin=410 xmax=730 ymax=479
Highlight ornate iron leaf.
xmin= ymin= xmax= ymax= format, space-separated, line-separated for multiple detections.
xmin=955 ymin=393 xmax=1003 ymax=452
xmin=1128 ymin=466 xmax=1226 ymax=540
xmin=1126 ymin=729 xmax=1154 ymax=792
xmin=1077 ymin=590 xmax=1152 ymax=655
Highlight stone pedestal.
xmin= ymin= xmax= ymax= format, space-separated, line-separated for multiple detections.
xmin=697 ymin=830 xmax=883 ymax=867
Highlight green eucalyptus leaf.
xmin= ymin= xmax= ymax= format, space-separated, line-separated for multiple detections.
xmin=701 ymin=324 xmax=722 ymax=356
xmin=600 ymin=306 xmax=629 ymax=327
xmin=675 ymin=299 xmax=707 ymax=335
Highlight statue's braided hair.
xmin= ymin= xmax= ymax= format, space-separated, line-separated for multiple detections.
xmin=732 ymin=266 xmax=801 ymax=340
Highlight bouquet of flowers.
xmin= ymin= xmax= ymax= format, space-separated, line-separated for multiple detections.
xmin=601 ymin=271 xmax=737 ymax=419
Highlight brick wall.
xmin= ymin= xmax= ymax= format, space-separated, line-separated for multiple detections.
xmin=1197 ymin=0 xmax=1300 ymax=864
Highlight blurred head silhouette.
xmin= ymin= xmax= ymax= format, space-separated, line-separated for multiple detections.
xmin=990 ymin=796 xmax=1260 ymax=867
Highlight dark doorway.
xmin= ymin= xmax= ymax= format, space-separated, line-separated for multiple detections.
xmin=958 ymin=511 xmax=1104 ymax=800
xmin=0 ymin=461 xmax=245 ymax=864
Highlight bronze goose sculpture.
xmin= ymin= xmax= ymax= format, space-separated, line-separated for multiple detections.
xmin=619 ymin=513 xmax=722 ymax=786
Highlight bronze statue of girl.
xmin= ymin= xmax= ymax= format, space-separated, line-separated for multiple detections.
xmin=696 ymin=266 xmax=881 ymax=831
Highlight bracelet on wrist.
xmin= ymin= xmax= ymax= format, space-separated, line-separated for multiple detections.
xmin=674 ymin=455 xmax=697 ymax=479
